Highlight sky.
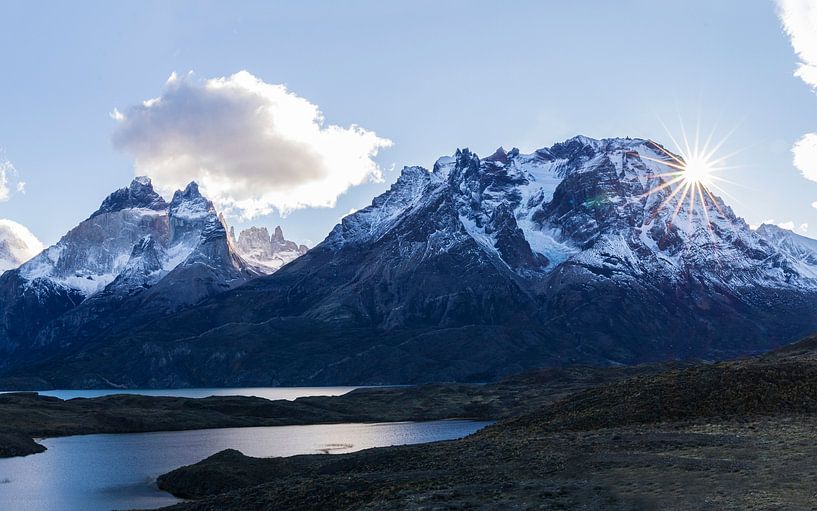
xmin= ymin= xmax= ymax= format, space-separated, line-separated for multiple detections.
xmin=1 ymin=0 xmax=816 ymax=247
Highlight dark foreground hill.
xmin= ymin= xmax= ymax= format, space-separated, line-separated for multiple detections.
xmin=154 ymin=333 xmax=817 ymax=510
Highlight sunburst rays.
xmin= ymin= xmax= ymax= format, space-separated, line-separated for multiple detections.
xmin=639 ymin=119 xmax=742 ymax=231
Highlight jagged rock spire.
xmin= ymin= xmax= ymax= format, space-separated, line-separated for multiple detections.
xmin=92 ymin=177 xmax=167 ymax=218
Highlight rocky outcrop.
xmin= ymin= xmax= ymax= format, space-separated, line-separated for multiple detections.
xmin=232 ymin=225 xmax=307 ymax=272
xmin=0 ymin=177 xmax=258 ymax=367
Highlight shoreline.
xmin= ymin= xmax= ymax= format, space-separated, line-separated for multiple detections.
xmin=0 ymin=365 xmax=662 ymax=459
xmin=152 ymin=352 xmax=817 ymax=510
xmin=8 ymin=350 xmax=817 ymax=509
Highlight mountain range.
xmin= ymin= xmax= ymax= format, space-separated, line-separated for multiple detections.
xmin=0 ymin=178 xmax=304 ymax=381
xmin=1 ymin=135 xmax=817 ymax=388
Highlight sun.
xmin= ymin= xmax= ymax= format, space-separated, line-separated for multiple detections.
xmin=680 ymin=155 xmax=714 ymax=187
xmin=641 ymin=142 xmax=728 ymax=208
xmin=637 ymin=120 xmax=741 ymax=229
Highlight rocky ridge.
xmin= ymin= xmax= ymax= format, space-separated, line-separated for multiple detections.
xmin=0 ymin=177 xmax=258 ymax=367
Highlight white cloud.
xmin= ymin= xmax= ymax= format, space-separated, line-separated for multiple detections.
xmin=760 ymin=218 xmax=809 ymax=234
xmin=0 ymin=156 xmax=25 ymax=202
xmin=0 ymin=219 xmax=43 ymax=272
xmin=0 ymin=164 xmax=9 ymax=202
xmin=112 ymin=70 xmax=392 ymax=218
xmin=776 ymin=0 xmax=817 ymax=89
xmin=109 ymin=108 xmax=125 ymax=121
xmin=781 ymin=221 xmax=809 ymax=233
xmin=338 ymin=207 xmax=359 ymax=223
xmin=793 ymin=132 xmax=817 ymax=182
xmin=776 ymin=1 xmax=817 ymax=209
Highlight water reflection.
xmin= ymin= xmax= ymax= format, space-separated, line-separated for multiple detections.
xmin=0 ymin=420 xmax=491 ymax=511
xmin=7 ymin=386 xmax=362 ymax=401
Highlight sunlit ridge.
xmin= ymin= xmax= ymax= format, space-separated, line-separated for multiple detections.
xmin=639 ymin=120 xmax=741 ymax=230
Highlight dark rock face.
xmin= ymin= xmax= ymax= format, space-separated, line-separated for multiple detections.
xmin=0 ymin=271 xmax=83 ymax=363
xmin=491 ymin=202 xmax=547 ymax=269
xmin=0 ymin=431 xmax=46 ymax=457
xmin=91 ymin=176 xmax=167 ymax=217
xmin=4 ymin=136 xmax=817 ymax=388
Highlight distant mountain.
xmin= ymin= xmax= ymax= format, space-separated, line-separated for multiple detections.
xmin=0 ymin=219 xmax=42 ymax=274
xmin=0 ymin=177 xmax=258 ymax=371
xmin=231 ymin=225 xmax=308 ymax=273
xmin=755 ymin=223 xmax=817 ymax=279
xmin=4 ymin=137 xmax=817 ymax=388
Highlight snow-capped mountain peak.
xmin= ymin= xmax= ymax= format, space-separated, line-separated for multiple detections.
xmin=14 ymin=178 xmax=247 ymax=298
xmin=92 ymin=176 xmax=167 ymax=218
xmin=0 ymin=177 xmax=262 ymax=359
xmin=756 ymin=223 xmax=817 ymax=279
xmin=324 ymin=136 xmax=817 ymax=290
xmin=169 ymin=181 xmax=213 ymax=222
xmin=231 ymin=225 xmax=308 ymax=273
xmin=139 ymin=134 xmax=816 ymax=383
xmin=4 ymin=135 xmax=817 ymax=385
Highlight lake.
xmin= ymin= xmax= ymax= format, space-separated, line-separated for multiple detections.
xmin=0 ymin=419 xmax=491 ymax=511
xmin=0 ymin=387 xmax=371 ymax=401
xmin=17 ymin=386 xmax=364 ymax=401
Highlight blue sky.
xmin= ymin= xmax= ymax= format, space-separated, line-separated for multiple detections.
xmin=1 ymin=0 xmax=816 ymax=246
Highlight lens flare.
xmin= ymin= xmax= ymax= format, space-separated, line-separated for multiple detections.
xmin=639 ymin=119 xmax=741 ymax=230
xmin=680 ymin=156 xmax=713 ymax=187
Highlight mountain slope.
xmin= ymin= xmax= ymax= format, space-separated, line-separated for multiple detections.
xmin=5 ymin=136 xmax=817 ymax=387
xmin=755 ymin=223 xmax=817 ymax=279
xmin=0 ymin=178 xmax=258 ymax=368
